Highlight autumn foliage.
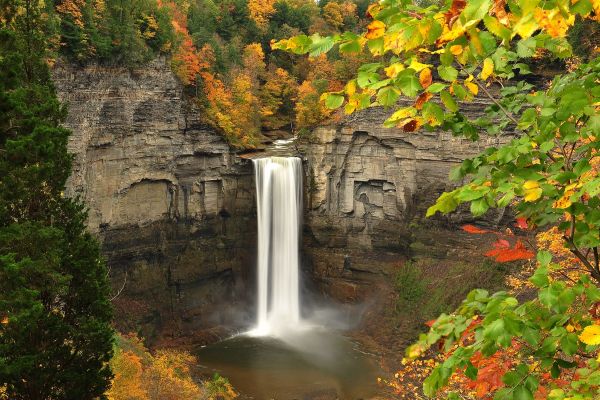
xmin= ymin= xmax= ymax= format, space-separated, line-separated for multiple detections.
xmin=107 ymin=334 xmax=237 ymax=400
xmin=276 ymin=0 xmax=600 ymax=398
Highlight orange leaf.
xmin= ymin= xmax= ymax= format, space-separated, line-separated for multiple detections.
xmin=444 ymin=0 xmax=467 ymax=27
xmin=419 ymin=68 xmax=432 ymax=88
xmin=491 ymin=0 xmax=510 ymax=25
xmin=486 ymin=240 xmax=535 ymax=262
xmin=415 ymin=92 xmax=433 ymax=110
xmin=450 ymin=44 xmax=463 ymax=55
xmin=462 ymin=224 xmax=489 ymax=234
xmin=514 ymin=217 xmax=528 ymax=230
xmin=366 ymin=3 xmax=382 ymax=18
xmin=366 ymin=20 xmax=386 ymax=39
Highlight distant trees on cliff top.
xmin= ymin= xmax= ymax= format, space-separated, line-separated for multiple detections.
xmin=44 ymin=0 xmax=372 ymax=147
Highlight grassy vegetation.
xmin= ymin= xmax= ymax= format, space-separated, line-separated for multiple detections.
xmin=393 ymin=259 xmax=512 ymax=335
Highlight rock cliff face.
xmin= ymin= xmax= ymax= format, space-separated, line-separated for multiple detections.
xmin=300 ymin=104 xmax=509 ymax=303
xmin=52 ymin=57 xmax=508 ymax=350
xmin=299 ymin=105 xmax=513 ymax=354
xmin=52 ymin=59 xmax=256 ymax=341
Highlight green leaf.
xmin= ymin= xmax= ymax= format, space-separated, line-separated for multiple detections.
xmin=465 ymin=362 xmax=478 ymax=380
xmin=422 ymin=102 xmax=445 ymax=125
xmin=452 ymin=83 xmax=468 ymax=101
xmin=517 ymin=108 xmax=537 ymax=129
xmin=497 ymin=191 xmax=515 ymax=207
xmin=438 ymin=65 xmax=458 ymax=82
xmin=376 ymin=86 xmax=400 ymax=106
xmin=483 ymin=15 xmax=511 ymax=41
xmin=396 ymin=69 xmax=422 ymax=97
xmin=426 ymin=190 xmax=460 ymax=217
xmin=440 ymin=90 xmax=458 ymax=112
xmin=426 ymin=83 xmax=447 ymax=93
xmin=514 ymin=385 xmax=534 ymax=400
xmin=324 ymin=93 xmax=344 ymax=109
xmin=357 ymin=71 xmax=380 ymax=88
xmin=367 ymin=37 xmax=384 ymax=55
xmin=517 ymin=37 xmax=536 ymax=58
xmin=560 ymin=333 xmax=579 ymax=356
xmin=530 ymin=268 xmax=549 ymax=288
xmin=456 ymin=186 xmax=489 ymax=201
xmin=460 ymin=0 xmax=491 ymax=29
xmin=339 ymin=39 xmax=361 ymax=54
xmin=309 ymin=34 xmax=335 ymax=57
xmin=537 ymin=251 xmax=552 ymax=266
xmin=571 ymin=0 xmax=592 ymax=15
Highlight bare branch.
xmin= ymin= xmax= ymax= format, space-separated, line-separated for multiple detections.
xmin=110 ymin=271 xmax=128 ymax=302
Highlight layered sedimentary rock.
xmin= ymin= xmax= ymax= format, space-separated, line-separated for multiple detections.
xmin=52 ymin=59 xmax=256 ymax=341
xmin=301 ymin=104 xmax=509 ymax=299
xmin=299 ymin=105 xmax=513 ymax=354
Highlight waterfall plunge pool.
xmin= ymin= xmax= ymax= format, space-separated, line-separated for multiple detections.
xmin=195 ymin=156 xmax=382 ymax=399
xmin=195 ymin=328 xmax=382 ymax=400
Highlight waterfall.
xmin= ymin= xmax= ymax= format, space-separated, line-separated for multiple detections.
xmin=251 ymin=156 xmax=303 ymax=336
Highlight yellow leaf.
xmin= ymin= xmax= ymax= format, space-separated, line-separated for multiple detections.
xmin=523 ymin=180 xmax=542 ymax=202
xmin=553 ymin=193 xmax=573 ymax=209
xmin=385 ymin=63 xmax=405 ymax=78
xmin=579 ymin=324 xmax=600 ymax=345
xmin=408 ymin=59 xmax=431 ymax=72
xmin=438 ymin=21 xmax=465 ymax=44
xmin=465 ymin=80 xmax=478 ymax=95
xmin=593 ymin=0 xmax=600 ymax=20
xmin=366 ymin=20 xmax=386 ymax=40
xmin=345 ymin=97 xmax=359 ymax=114
xmin=345 ymin=80 xmax=357 ymax=96
xmin=450 ymin=44 xmax=463 ymax=55
xmin=406 ymin=343 xmax=425 ymax=359
xmin=389 ymin=107 xmax=417 ymax=121
xmin=480 ymin=58 xmax=494 ymax=81
xmin=512 ymin=14 xmax=540 ymax=39
xmin=534 ymin=8 xmax=575 ymax=38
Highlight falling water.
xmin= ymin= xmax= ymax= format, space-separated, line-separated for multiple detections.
xmin=251 ymin=157 xmax=303 ymax=336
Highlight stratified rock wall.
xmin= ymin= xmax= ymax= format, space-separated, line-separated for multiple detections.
xmin=53 ymin=59 xmax=256 ymax=340
xmin=303 ymin=105 xmax=507 ymax=251
xmin=300 ymin=105 xmax=510 ymax=310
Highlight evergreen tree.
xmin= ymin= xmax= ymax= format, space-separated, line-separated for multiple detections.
xmin=0 ymin=1 xmax=114 ymax=398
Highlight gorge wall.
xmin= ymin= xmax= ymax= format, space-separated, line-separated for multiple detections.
xmin=53 ymin=59 xmax=256 ymax=342
xmin=53 ymin=58 xmax=508 ymax=349
xmin=300 ymin=105 xmax=509 ymax=328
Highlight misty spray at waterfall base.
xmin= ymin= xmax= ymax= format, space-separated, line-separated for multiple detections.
xmin=196 ymin=156 xmax=380 ymax=399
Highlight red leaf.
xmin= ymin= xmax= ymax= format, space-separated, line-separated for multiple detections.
xmin=462 ymin=224 xmax=489 ymax=234
xmin=425 ymin=319 xmax=436 ymax=327
xmin=514 ymin=217 xmax=528 ymax=230
xmin=485 ymin=240 xmax=534 ymax=262
xmin=494 ymin=239 xmax=511 ymax=249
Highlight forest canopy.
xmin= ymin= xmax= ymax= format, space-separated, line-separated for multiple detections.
xmin=43 ymin=0 xmax=372 ymax=147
